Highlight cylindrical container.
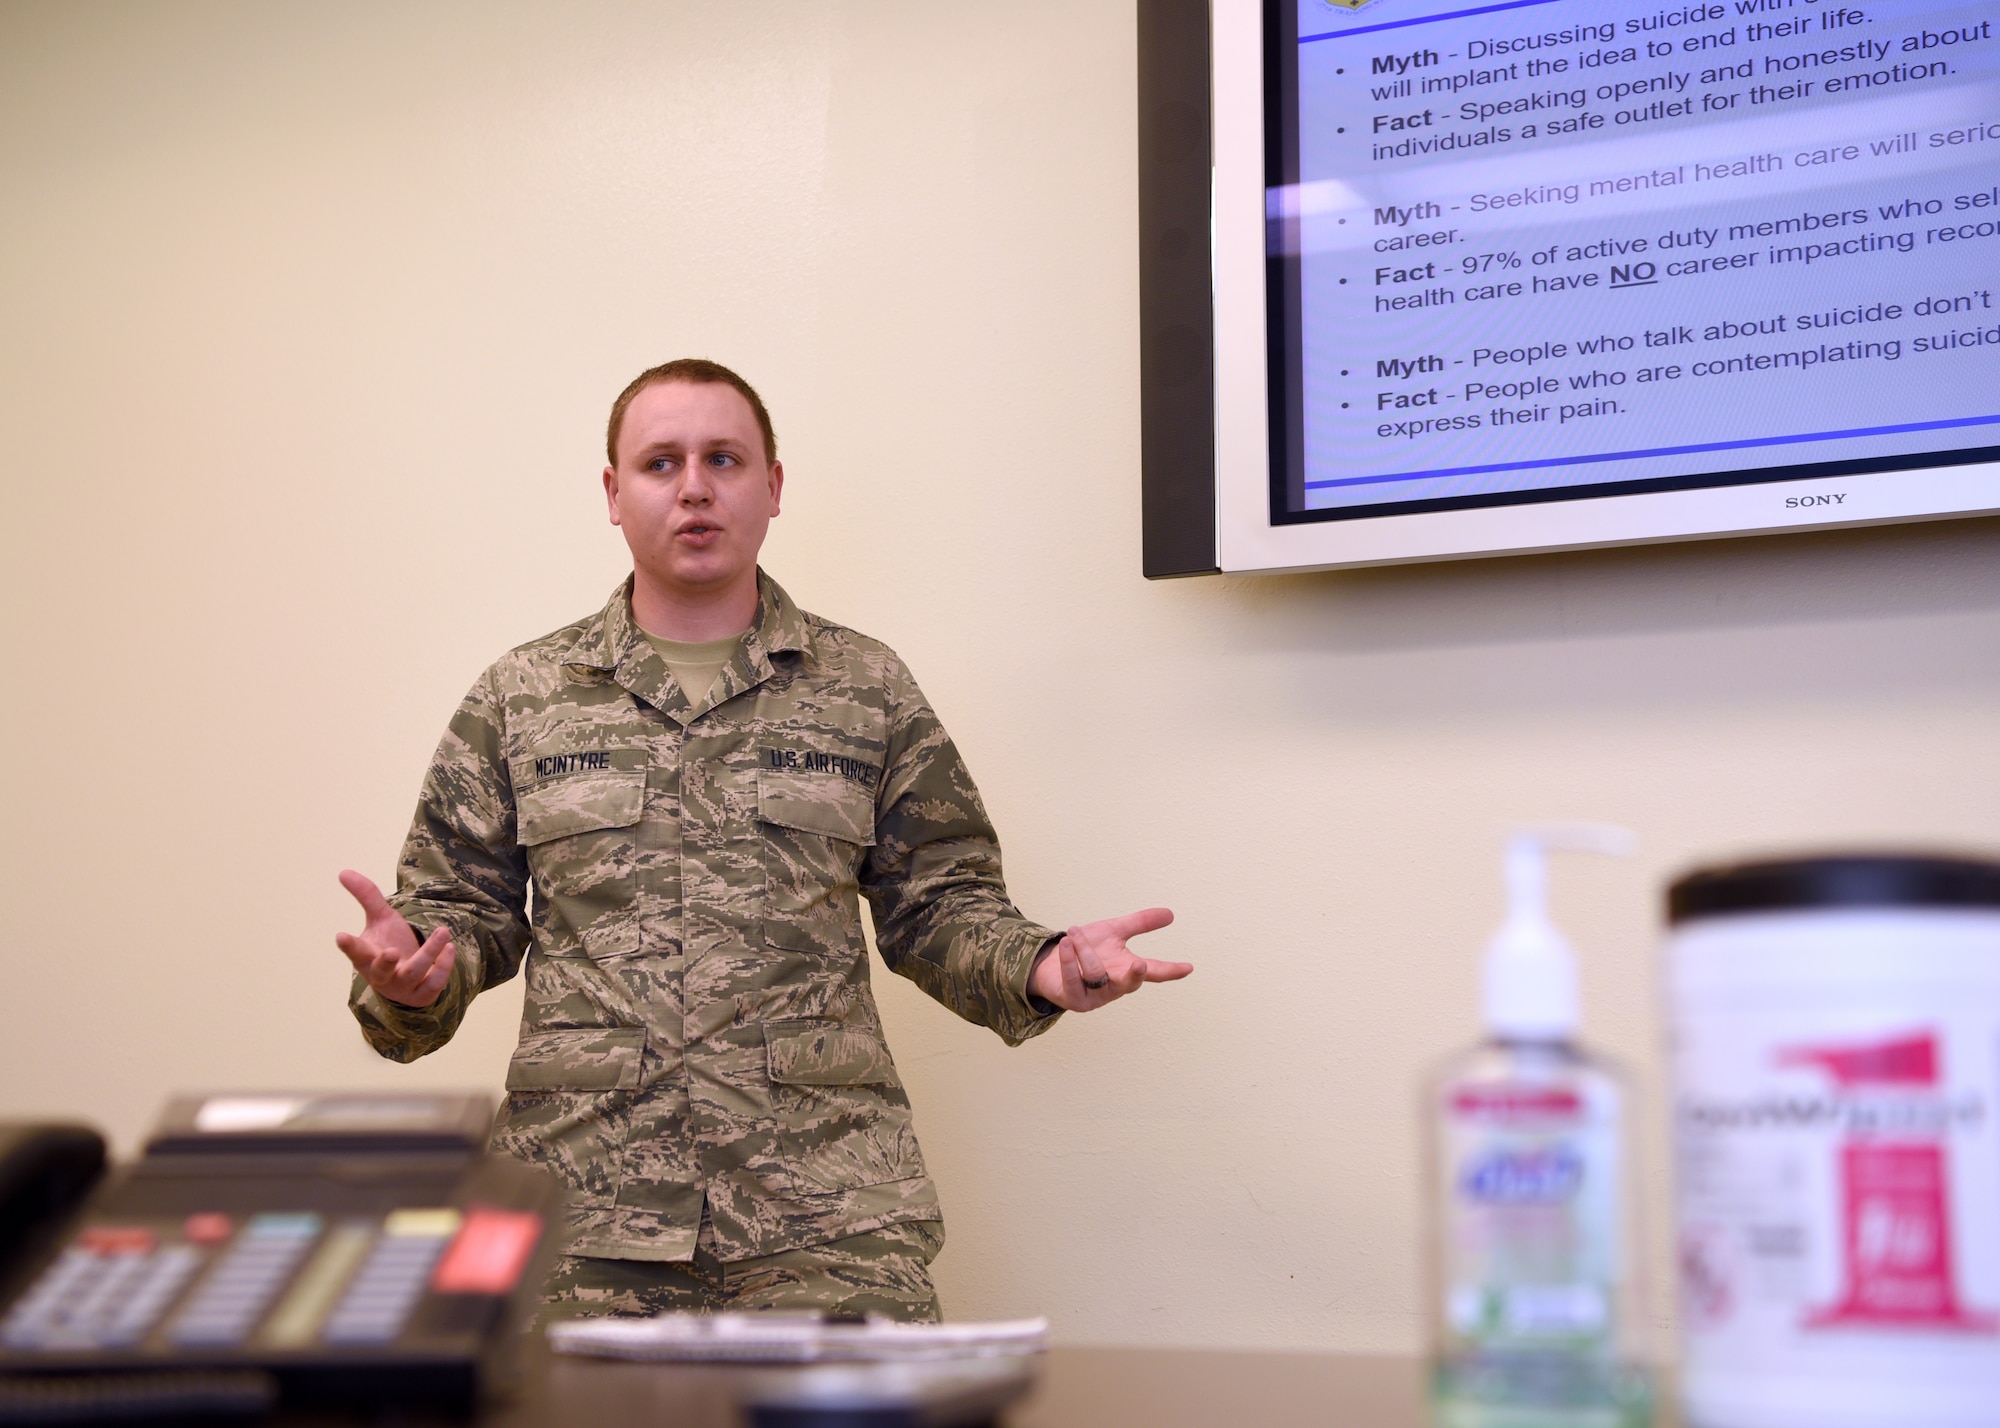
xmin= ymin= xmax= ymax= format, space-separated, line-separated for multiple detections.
xmin=1666 ymin=855 xmax=2000 ymax=1428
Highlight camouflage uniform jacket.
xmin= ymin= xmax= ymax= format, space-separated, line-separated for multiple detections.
xmin=350 ymin=571 xmax=1062 ymax=1261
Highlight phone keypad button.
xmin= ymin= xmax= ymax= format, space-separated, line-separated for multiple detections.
xmin=321 ymin=1224 xmax=454 ymax=1346
xmin=167 ymin=1214 xmax=321 ymax=1348
xmin=1 ymin=1239 xmax=203 ymax=1351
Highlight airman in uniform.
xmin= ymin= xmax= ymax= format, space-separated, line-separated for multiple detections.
xmin=336 ymin=360 xmax=1191 ymax=1320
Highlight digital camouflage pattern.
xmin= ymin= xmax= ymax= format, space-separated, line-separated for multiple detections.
xmin=539 ymin=1220 xmax=944 ymax=1322
xmin=350 ymin=571 xmax=1060 ymax=1262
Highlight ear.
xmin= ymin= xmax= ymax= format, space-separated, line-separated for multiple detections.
xmin=767 ymin=459 xmax=784 ymax=518
xmin=602 ymin=465 xmax=622 ymax=526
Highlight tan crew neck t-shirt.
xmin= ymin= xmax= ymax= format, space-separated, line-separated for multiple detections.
xmin=641 ymin=631 xmax=741 ymax=709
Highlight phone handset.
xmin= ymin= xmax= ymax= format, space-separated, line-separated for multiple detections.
xmin=0 ymin=1124 xmax=107 ymax=1281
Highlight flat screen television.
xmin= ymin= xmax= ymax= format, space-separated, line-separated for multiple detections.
xmin=1138 ymin=0 xmax=2000 ymax=576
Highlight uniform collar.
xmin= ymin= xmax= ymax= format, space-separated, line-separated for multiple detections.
xmin=562 ymin=569 xmax=810 ymax=724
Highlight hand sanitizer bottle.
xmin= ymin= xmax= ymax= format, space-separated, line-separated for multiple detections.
xmin=1427 ymin=827 xmax=1652 ymax=1428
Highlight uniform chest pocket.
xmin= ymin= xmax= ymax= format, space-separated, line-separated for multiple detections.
xmin=757 ymin=773 xmax=875 ymax=957
xmin=512 ymin=747 xmax=648 ymax=960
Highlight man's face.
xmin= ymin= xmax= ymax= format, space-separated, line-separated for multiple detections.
xmin=604 ymin=380 xmax=783 ymax=601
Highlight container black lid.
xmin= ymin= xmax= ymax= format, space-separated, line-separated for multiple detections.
xmin=1669 ymin=854 xmax=2000 ymax=924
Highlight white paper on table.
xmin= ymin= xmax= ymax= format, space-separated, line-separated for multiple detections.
xmin=546 ymin=1313 xmax=1049 ymax=1364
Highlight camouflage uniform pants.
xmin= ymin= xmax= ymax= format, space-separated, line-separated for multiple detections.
xmin=540 ymin=1218 xmax=943 ymax=1323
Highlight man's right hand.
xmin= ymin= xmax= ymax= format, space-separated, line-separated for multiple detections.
xmin=335 ymin=870 xmax=456 ymax=1009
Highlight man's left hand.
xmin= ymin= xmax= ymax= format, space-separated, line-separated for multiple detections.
xmin=1029 ymin=907 xmax=1190 ymax=1012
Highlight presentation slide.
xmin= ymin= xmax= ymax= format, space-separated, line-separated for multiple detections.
xmin=1271 ymin=0 xmax=2000 ymax=520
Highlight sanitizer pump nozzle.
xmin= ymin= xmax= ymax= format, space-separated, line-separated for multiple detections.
xmin=1482 ymin=824 xmax=1635 ymax=1042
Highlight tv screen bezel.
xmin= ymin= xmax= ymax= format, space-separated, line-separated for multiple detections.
xmin=1139 ymin=0 xmax=2000 ymax=577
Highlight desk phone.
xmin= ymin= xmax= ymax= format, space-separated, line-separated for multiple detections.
xmin=0 ymin=1092 xmax=561 ymax=1418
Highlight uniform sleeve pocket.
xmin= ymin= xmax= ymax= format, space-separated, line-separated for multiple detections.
xmin=505 ymin=1026 xmax=647 ymax=1091
xmin=756 ymin=777 xmax=876 ymax=846
xmin=511 ymin=749 xmax=648 ymax=846
xmin=765 ymin=1019 xmax=897 ymax=1087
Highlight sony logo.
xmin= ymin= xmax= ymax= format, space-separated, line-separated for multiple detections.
xmin=1785 ymin=491 xmax=1848 ymax=510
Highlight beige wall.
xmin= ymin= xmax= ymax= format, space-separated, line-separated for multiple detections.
xmin=3 ymin=0 xmax=1997 ymax=1354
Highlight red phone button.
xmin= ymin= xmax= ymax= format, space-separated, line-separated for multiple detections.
xmin=183 ymin=1213 xmax=234 ymax=1245
xmin=430 ymin=1208 xmax=542 ymax=1295
xmin=78 ymin=1226 xmax=156 ymax=1255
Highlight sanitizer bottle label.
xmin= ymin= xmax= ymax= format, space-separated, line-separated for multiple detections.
xmin=1440 ymin=1083 xmax=1622 ymax=1355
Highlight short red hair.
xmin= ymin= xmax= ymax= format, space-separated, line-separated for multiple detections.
xmin=605 ymin=359 xmax=778 ymax=466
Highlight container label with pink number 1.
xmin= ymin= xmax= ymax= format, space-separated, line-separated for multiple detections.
xmin=1676 ymin=1020 xmax=2000 ymax=1358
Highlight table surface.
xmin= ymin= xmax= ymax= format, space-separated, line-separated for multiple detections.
xmin=475 ymin=1342 xmax=1435 ymax=1427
